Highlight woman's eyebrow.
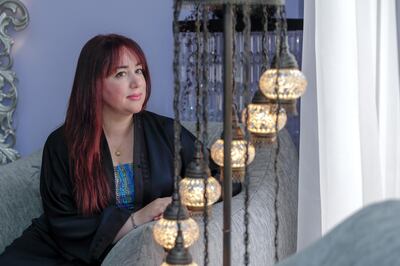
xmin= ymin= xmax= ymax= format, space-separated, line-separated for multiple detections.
xmin=115 ymin=64 xmax=142 ymax=69
xmin=115 ymin=65 xmax=129 ymax=70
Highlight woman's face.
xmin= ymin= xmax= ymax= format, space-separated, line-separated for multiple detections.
xmin=102 ymin=48 xmax=147 ymax=118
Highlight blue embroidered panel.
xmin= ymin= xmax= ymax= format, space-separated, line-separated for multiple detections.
xmin=114 ymin=163 xmax=135 ymax=210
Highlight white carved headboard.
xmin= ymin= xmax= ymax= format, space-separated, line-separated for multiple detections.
xmin=0 ymin=0 xmax=29 ymax=164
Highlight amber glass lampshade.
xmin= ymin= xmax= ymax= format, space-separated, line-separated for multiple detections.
xmin=242 ymin=90 xmax=287 ymax=143
xmin=153 ymin=192 xmax=199 ymax=250
xmin=160 ymin=227 xmax=198 ymax=266
xmin=259 ymin=69 xmax=307 ymax=100
xmin=210 ymin=138 xmax=255 ymax=182
xmin=210 ymin=109 xmax=256 ymax=183
xmin=211 ymin=139 xmax=255 ymax=169
xmin=179 ymin=142 xmax=221 ymax=214
xmin=180 ymin=177 xmax=221 ymax=212
xmin=259 ymin=35 xmax=307 ymax=115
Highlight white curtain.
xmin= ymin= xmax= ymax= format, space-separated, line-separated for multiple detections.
xmin=297 ymin=0 xmax=400 ymax=251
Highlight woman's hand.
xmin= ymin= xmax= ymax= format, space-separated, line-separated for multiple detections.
xmin=114 ymin=198 xmax=171 ymax=243
xmin=134 ymin=197 xmax=171 ymax=225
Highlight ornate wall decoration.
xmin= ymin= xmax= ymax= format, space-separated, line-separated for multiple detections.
xmin=0 ymin=0 xmax=29 ymax=164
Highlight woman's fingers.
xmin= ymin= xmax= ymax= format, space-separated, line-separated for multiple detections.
xmin=153 ymin=214 xmax=162 ymax=221
xmin=156 ymin=197 xmax=171 ymax=211
xmin=153 ymin=197 xmax=172 ymax=219
xmin=140 ymin=197 xmax=173 ymax=223
xmin=159 ymin=197 xmax=171 ymax=215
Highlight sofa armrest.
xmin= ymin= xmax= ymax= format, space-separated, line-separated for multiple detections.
xmin=102 ymin=222 xmax=164 ymax=266
xmin=277 ymin=200 xmax=400 ymax=266
xmin=0 ymin=150 xmax=43 ymax=253
xmin=103 ymin=129 xmax=299 ymax=266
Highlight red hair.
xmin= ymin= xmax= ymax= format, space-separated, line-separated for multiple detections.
xmin=64 ymin=34 xmax=151 ymax=215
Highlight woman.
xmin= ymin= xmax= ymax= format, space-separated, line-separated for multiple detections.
xmin=0 ymin=34 xmax=209 ymax=265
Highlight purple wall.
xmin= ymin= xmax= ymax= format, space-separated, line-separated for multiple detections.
xmin=13 ymin=0 xmax=175 ymax=156
xmin=286 ymin=0 xmax=304 ymax=18
xmin=12 ymin=0 xmax=303 ymax=157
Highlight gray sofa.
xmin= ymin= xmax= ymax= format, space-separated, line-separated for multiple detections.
xmin=277 ymin=200 xmax=400 ymax=266
xmin=0 ymin=122 xmax=299 ymax=265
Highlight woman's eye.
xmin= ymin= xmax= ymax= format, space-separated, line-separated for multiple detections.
xmin=115 ymin=71 xmax=127 ymax=78
xmin=136 ymin=68 xmax=144 ymax=75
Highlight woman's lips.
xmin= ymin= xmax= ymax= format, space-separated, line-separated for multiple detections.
xmin=127 ymin=93 xmax=142 ymax=101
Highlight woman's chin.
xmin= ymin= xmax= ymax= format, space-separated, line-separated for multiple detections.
xmin=129 ymin=106 xmax=144 ymax=115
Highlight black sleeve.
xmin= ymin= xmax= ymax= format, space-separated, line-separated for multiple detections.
xmin=39 ymin=129 xmax=131 ymax=264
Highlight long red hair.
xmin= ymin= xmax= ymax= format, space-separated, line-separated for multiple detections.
xmin=64 ymin=34 xmax=151 ymax=215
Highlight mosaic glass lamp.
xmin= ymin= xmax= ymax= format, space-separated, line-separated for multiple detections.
xmin=211 ymin=107 xmax=255 ymax=183
xmin=160 ymin=225 xmax=198 ymax=266
xmin=179 ymin=142 xmax=221 ymax=214
xmin=242 ymin=90 xmax=287 ymax=143
xmin=153 ymin=191 xmax=199 ymax=250
xmin=259 ymin=9 xmax=307 ymax=115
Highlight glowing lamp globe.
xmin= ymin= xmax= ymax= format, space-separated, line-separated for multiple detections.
xmin=153 ymin=194 xmax=199 ymax=250
xmin=242 ymin=90 xmax=287 ymax=143
xmin=210 ymin=107 xmax=256 ymax=182
xmin=259 ymin=68 xmax=307 ymax=100
xmin=180 ymin=176 xmax=221 ymax=213
xmin=160 ymin=228 xmax=198 ymax=266
xmin=210 ymin=135 xmax=255 ymax=183
xmin=179 ymin=143 xmax=221 ymax=213
xmin=153 ymin=218 xmax=199 ymax=250
xmin=259 ymin=35 xmax=307 ymax=115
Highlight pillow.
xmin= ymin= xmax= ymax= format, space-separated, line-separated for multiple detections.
xmin=0 ymin=149 xmax=43 ymax=253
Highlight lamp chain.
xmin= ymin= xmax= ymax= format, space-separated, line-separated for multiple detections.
xmin=202 ymin=4 xmax=211 ymax=266
xmin=262 ymin=5 xmax=269 ymax=72
xmin=195 ymin=3 xmax=202 ymax=142
xmin=242 ymin=3 xmax=251 ymax=266
xmin=183 ymin=12 xmax=195 ymax=121
xmin=232 ymin=4 xmax=237 ymax=109
xmin=195 ymin=3 xmax=210 ymax=266
xmin=173 ymin=0 xmax=182 ymax=193
xmin=173 ymin=1 xmax=185 ymax=259
xmin=272 ymin=5 xmax=283 ymax=264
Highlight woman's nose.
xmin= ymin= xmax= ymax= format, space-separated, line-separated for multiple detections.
xmin=129 ymin=74 xmax=141 ymax=88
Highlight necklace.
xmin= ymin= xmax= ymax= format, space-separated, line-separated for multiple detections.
xmin=114 ymin=126 xmax=133 ymax=157
xmin=114 ymin=139 xmax=125 ymax=157
xmin=104 ymin=123 xmax=134 ymax=158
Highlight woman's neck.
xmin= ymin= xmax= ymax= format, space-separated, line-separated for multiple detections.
xmin=102 ymin=113 xmax=133 ymax=138
xmin=103 ymin=113 xmax=134 ymax=165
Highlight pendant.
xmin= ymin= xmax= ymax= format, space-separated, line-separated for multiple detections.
xmin=115 ymin=151 xmax=121 ymax=157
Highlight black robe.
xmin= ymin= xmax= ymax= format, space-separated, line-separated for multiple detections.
xmin=0 ymin=111 xmax=240 ymax=266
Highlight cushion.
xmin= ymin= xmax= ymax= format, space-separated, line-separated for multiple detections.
xmin=0 ymin=150 xmax=43 ymax=253
xmin=277 ymin=200 xmax=400 ymax=266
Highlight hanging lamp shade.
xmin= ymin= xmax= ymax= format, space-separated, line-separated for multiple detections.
xmin=242 ymin=90 xmax=287 ymax=143
xmin=160 ymin=227 xmax=198 ymax=266
xmin=153 ymin=191 xmax=199 ymax=250
xmin=259 ymin=31 xmax=307 ymax=115
xmin=179 ymin=142 xmax=221 ymax=213
xmin=210 ymin=107 xmax=255 ymax=183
